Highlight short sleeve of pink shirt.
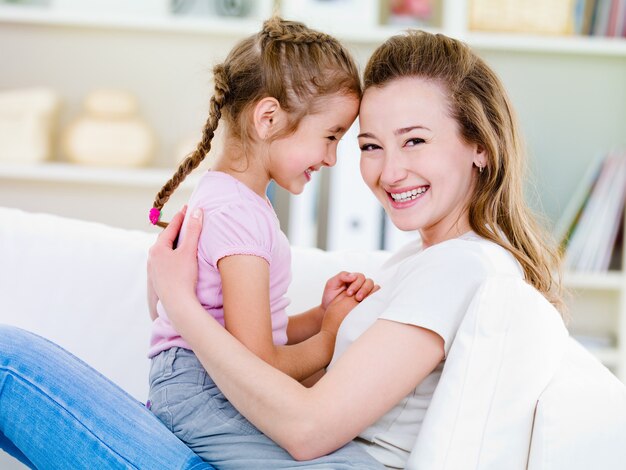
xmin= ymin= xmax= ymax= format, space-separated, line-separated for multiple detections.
xmin=200 ymin=202 xmax=274 ymax=268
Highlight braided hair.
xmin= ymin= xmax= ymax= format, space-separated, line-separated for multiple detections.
xmin=150 ymin=16 xmax=361 ymax=227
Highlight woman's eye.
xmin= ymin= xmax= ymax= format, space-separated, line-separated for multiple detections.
xmin=406 ymin=138 xmax=425 ymax=147
xmin=359 ymin=143 xmax=380 ymax=151
xmin=327 ymin=135 xmax=337 ymax=141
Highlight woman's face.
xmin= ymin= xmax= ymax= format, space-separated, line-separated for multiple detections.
xmin=358 ymin=77 xmax=484 ymax=246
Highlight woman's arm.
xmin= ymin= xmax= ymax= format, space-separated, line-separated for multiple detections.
xmin=171 ymin=294 xmax=443 ymax=460
xmin=150 ymin=208 xmax=445 ymax=460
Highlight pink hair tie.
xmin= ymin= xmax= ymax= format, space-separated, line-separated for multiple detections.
xmin=149 ymin=208 xmax=161 ymax=225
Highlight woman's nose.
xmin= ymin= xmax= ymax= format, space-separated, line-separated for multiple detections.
xmin=380 ymin=151 xmax=408 ymax=185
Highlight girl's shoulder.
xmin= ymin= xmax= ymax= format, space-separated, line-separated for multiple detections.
xmin=191 ymin=171 xmax=274 ymax=215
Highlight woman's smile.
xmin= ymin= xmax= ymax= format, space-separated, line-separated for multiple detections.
xmin=387 ymin=185 xmax=430 ymax=208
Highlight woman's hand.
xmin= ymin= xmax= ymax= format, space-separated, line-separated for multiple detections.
xmin=147 ymin=275 xmax=159 ymax=321
xmin=147 ymin=206 xmax=204 ymax=321
xmin=321 ymin=272 xmax=377 ymax=309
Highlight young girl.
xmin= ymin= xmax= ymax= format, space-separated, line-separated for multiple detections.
xmin=146 ymin=17 xmax=384 ymax=469
xmin=148 ymin=30 xmax=564 ymax=468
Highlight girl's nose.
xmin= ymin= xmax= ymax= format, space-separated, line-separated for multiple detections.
xmin=322 ymin=148 xmax=337 ymax=167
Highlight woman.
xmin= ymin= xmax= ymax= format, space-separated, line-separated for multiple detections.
xmin=147 ymin=29 xmax=562 ymax=468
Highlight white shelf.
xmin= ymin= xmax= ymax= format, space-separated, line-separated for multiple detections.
xmin=465 ymin=31 xmax=626 ymax=57
xmin=0 ymin=162 xmax=200 ymax=189
xmin=0 ymin=5 xmax=266 ymax=37
xmin=337 ymin=27 xmax=626 ymax=57
xmin=564 ymin=271 xmax=625 ymax=290
xmin=2 ymin=5 xmax=626 ymax=57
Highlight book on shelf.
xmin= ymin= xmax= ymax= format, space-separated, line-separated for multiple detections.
xmin=580 ymin=0 xmax=626 ymax=37
xmin=469 ymin=0 xmax=576 ymax=35
xmin=468 ymin=0 xmax=626 ymax=37
xmin=558 ymin=150 xmax=626 ymax=272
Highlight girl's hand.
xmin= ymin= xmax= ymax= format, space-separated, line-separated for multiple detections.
xmin=321 ymin=272 xmax=378 ymax=310
xmin=147 ymin=206 xmax=204 ymax=319
xmin=320 ymin=292 xmax=360 ymax=339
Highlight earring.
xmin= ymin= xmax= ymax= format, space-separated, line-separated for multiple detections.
xmin=479 ymin=165 xmax=484 ymax=174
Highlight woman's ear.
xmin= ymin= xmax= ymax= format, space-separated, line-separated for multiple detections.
xmin=252 ymin=97 xmax=280 ymax=141
xmin=473 ymin=144 xmax=487 ymax=169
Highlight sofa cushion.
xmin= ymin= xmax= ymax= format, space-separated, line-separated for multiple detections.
xmin=408 ymin=276 xmax=569 ymax=470
xmin=527 ymin=337 xmax=626 ymax=469
xmin=287 ymin=245 xmax=390 ymax=314
xmin=0 ymin=206 xmax=155 ymax=401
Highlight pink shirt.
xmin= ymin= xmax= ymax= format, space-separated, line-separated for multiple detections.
xmin=148 ymin=171 xmax=292 ymax=358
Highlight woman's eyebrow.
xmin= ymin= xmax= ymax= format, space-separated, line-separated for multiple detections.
xmin=358 ymin=126 xmax=431 ymax=139
xmin=394 ymin=125 xmax=430 ymax=135
xmin=357 ymin=131 xmax=375 ymax=139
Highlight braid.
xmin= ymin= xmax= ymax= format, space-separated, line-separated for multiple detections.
xmin=261 ymin=17 xmax=331 ymax=45
xmin=150 ymin=64 xmax=229 ymax=227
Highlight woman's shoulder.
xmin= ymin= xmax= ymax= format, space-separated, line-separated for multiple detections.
xmin=402 ymin=232 xmax=523 ymax=278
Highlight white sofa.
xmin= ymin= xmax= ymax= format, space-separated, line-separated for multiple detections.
xmin=1 ymin=206 xmax=625 ymax=469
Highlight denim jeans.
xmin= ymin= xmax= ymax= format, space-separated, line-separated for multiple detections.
xmin=149 ymin=347 xmax=385 ymax=469
xmin=0 ymin=325 xmax=212 ymax=470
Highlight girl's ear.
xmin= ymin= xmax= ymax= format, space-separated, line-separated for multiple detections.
xmin=252 ymin=97 xmax=280 ymax=141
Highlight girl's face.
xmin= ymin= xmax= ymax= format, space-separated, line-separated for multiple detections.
xmin=268 ymin=93 xmax=359 ymax=194
xmin=358 ymin=77 xmax=485 ymax=246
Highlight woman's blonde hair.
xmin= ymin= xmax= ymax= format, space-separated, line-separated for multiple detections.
xmin=364 ymin=30 xmax=563 ymax=311
xmin=151 ymin=16 xmax=361 ymax=226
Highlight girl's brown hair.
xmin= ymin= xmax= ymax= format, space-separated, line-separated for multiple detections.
xmin=364 ymin=30 xmax=563 ymax=311
xmin=151 ymin=16 xmax=361 ymax=227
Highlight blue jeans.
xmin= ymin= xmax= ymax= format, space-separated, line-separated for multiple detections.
xmin=0 ymin=325 xmax=212 ymax=470
xmin=149 ymin=347 xmax=385 ymax=469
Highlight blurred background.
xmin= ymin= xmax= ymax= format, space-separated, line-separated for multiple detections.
xmin=1 ymin=0 xmax=625 ymax=380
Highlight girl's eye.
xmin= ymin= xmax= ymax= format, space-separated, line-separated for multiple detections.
xmin=406 ymin=138 xmax=425 ymax=147
xmin=327 ymin=135 xmax=337 ymax=141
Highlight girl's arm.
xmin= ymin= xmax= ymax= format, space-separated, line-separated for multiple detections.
xmin=219 ymin=254 xmax=350 ymax=381
xmin=285 ymin=305 xmax=325 ymax=345
xmin=149 ymin=208 xmax=445 ymax=460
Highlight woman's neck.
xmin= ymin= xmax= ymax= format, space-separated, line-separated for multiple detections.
xmin=419 ymin=212 xmax=472 ymax=249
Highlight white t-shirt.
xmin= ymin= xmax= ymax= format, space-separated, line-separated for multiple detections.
xmin=328 ymin=232 xmax=524 ymax=468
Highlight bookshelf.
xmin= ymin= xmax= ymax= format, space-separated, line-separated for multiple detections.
xmin=0 ymin=0 xmax=625 ymax=379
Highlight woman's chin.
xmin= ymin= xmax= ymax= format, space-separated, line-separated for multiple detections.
xmin=386 ymin=215 xmax=423 ymax=233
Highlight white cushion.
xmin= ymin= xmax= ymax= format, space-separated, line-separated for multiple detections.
xmin=409 ymin=276 xmax=569 ymax=469
xmin=287 ymin=246 xmax=390 ymax=314
xmin=527 ymin=337 xmax=626 ymax=469
xmin=0 ymin=207 xmax=155 ymax=401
